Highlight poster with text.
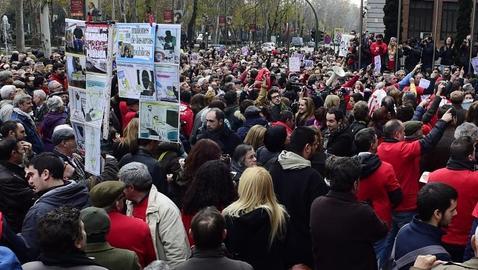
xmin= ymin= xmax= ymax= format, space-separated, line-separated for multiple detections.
xmin=289 ymin=56 xmax=300 ymax=72
xmin=66 ymin=55 xmax=86 ymax=89
xmin=116 ymin=23 xmax=155 ymax=63
xmin=85 ymin=74 xmax=108 ymax=127
xmin=155 ymin=64 xmax=179 ymax=102
xmin=339 ymin=34 xmax=353 ymax=57
xmin=85 ymin=23 xmax=109 ymax=74
xmin=69 ymin=87 xmax=87 ymax=123
xmin=117 ymin=62 xmax=155 ymax=99
xmin=71 ymin=121 xmax=85 ymax=150
xmin=65 ymin=19 xmax=86 ymax=56
xmin=155 ymin=24 xmax=181 ymax=64
xmin=84 ymin=124 xmax=101 ymax=176
xmin=139 ymin=100 xmax=180 ymax=142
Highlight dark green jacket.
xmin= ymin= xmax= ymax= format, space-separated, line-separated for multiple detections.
xmin=86 ymin=242 xmax=141 ymax=270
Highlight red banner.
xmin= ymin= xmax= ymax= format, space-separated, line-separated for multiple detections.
xmin=219 ymin=16 xmax=226 ymax=27
xmin=70 ymin=0 xmax=84 ymax=17
xmin=163 ymin=10 xmax=173 ymax=23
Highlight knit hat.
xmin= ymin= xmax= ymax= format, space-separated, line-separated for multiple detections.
xmin=80 ymin=207 xmax=110 ymax=238
xmin=404 ymin=121 xmax=423 ymax=137
xmin=89 ymin=181 xmax=125 ymax=208
xmin=52 ymin=125 xmax=75 ymax=145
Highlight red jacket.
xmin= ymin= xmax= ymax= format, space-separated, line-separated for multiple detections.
xmin=106 ymin=211 xmax=157 ymax=267
xmin=180 ymin=102 xmax=194 ymax=138
xmin=377 ymin=139 xmax=422 ymax=212
xmin=370 ymin=41 xmax=388 ymax=58
xmin=357 ymin=159 xmax=401 ymax=228
xmin=428 ymin=166 xmax=478 ymax=245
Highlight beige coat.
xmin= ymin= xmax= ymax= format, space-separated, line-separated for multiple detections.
xmin=126 ymin=185 xmax=190 ymax=267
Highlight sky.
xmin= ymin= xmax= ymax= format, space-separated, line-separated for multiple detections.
xmin=349 ymin=0 xmax=361 ymax=6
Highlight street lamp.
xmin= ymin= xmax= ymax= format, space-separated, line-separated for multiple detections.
xmin=303 ymin=0 xmax=319 ymax=51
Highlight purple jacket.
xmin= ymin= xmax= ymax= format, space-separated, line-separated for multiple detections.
xmin=40 ymin=111 xmax=68 ymax=152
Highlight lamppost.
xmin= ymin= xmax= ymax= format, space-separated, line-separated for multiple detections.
xmin=303 ymin=0 xmax=319 ymax=51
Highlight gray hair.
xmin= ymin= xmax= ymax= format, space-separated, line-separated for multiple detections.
xmin=13 ymin=93 xmax=32 ymax=107
xmin=455 ymin=122 xmax=478 ymax=141
xmin=0 ymin=85 xmax=16 ymax=99
xmin=143 ymin=261 xmax=170 ymax=270
xmin=118 ymin=162 xmax=152 ymax=192
xmin=33 ymin=89 xmax=47 ymax=100
xmin=47 ymin=96 xmax=64 ymax=112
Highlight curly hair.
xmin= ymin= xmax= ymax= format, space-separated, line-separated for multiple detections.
xmin=182 ymin=160 xmax=237 ymax=214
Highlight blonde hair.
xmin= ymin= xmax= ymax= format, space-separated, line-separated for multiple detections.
xmin=120 ymin=118 xmax=139 ymax=152
xmin=222 ymin=167 xmax=287 ymax=247
xmin=243 ymin=125 xmax=267 ymax=150
xmin=324 ymin=94 xmax=340 ymax=109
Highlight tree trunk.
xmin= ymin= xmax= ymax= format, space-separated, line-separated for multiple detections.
xmin=15 ymin=0 xmax=25 ymax=51
xmin=187 ymin=0 xmax=198 ymax=48
xmin=40 ymin=2 xmax=51 ymax=58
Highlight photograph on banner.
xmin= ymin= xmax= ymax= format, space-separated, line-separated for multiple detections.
xmin=339 ymin=34 xmax=353 ymax=57
xmin=85 ymin=23 xmax=109 ymax=74
xmin=71 ymin=121 xmax=86 ymax=150
xmin=65 ymin=19 xmax=86 ymax=56
xmin=155 ymin=24 xmax=181 ymax=64
xmin=84 ymin=124 xmax=101 ymax=176
xmin=116 ymin=23 xmax=155 ymax=63
xmin=69 ymin=87 xmax=87 ymax=123
xmin=117 ymin=62 xmax=155 ymax=99
xmin=85 ymin=74 xmax=108 ymax=127
xmin=155 ymin=63 xmax=179 ymax=102
xmin=139 ymin=100 xmax=180 ymax=142
xmin=66 ymin=55 xmax=86 ymax=89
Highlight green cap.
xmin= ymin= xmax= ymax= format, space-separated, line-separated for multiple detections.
xmin=80 ymin=207 xmax=110 ymax=236
xmin=89 ymin=181 xmax=125 ymax=208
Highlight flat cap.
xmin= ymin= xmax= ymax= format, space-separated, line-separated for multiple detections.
xmin=90 ymin=181 xmax=125 ymax=208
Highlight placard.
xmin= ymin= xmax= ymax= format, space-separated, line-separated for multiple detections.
xmin=69 ymin=87 xmax=87 ymax=123
xmin=155 ymin=24 xmax=181 ymax=64
xmin=155 ymin=63 xmax=179 ymax=102
xmin=85 ymin=74 xmax=108 ymax=127
xmin=66 ymin=55 xmax=86 ymax=89
xmin=65 ymin=19 xmax=86 ymax=56
xmin=85 ymin=23 xmax=109 ymax=74
xmin=289 ymin=56 xmax=300 ymax=72
xmin=116 ymin=23 xmax=155 ymax=63
xmin=84 ymin=124 xmax=101 ymax=176
xmin=117 ymin=62 xmax=155 ymax=99
xmin=139 ymin=100 xmax=180 ymax=142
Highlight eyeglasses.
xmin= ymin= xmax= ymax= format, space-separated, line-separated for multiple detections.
xmin=271 ymin=95 xmax=281 ymax=99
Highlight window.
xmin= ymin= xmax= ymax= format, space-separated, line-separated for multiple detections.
xmin=441 ymin=2 xmax=459 ymax=40
xmin=408 ymin=0 xmax=434 ymax=40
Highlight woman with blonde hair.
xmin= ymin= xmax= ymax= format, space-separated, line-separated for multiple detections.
xmin=295 ymin=97 xmax=315 ymax=127
xmin=112 ymin=117 xmax=139 ymax=160
xmin=243 ymin=124 xmax=267 ymax=150
xmin=223 ymin=166 xmax=288 ymax=270
xmin=323 ymin=94 xmax=340 ymax=109
xmin=387 ymin=37 xmax=398 ymax=71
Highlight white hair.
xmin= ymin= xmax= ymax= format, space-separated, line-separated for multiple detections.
xmin=12 ymin=93 xmax=31 ymax=107
xmin=33 ymin=89 xmax=47 ymax=100
xmin=0 ymin=85 xmax=16 ymax=99
xmin=455 ymin=122 xmax=478 ymax=141
xmin=53 ymin=124 xmax=74 ymax=134
xmin=46 ymin=95 xmax=64 ymax=112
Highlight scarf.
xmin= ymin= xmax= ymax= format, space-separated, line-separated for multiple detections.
xmin=278 ymin=150 xmax=311 ymax=170
xmin=39 ymin=250 xmax=99 ymax=268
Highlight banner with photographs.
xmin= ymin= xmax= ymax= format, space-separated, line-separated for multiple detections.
xmin=173 ymin=10 xmax=183 ymax=24
xmin=71 ymin=121 xmax=86 ymax=151
xmin=84 ymin=124 xmax=102 ymax=176
xmin=117 ymin=62 xmax=155 ymax=99
xmin=85 ymin=74 xmax=108 ymax=128
xmin=116 ymin=23 xmax=155 ymax=63
xmin=69 ymin=87 xmax=87 ymax=123
xmin=66 ymin=55 xmax=86 ymax=89
xmin=139 ymin=100 xmax=180 ymax=142
xmin=155 ymin=64 xmax=179 ymax=102
xmin=155 ymin=24 xmax=181 ymax=64
xmin=85 ymin=23 xmax=109 ymax=74
xmin=65 ymin=19 xmax=86 ymax=56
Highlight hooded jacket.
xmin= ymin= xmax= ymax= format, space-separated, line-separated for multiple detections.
xmin=18 ymin=180 xmax=89 ymax=261
xmin=224 ymin=208 xmax=287 ymax=270
xmin=268 ymin=150 xmax=328 ymax=268
xmin=236 ymin=116 xmax=268 ymax=141
xmin=356 ymin=153 xmax=402 ymax=227
xmin=11 ymin=108 xmax=44 ymax=153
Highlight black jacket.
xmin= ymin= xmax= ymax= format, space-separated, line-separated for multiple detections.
xmin=268 ymin=158 xmax=328 ymax=268
xmin=119 ymin=148 xmax=167 ymax=194
xmin=324 ymin=126 xmax=354 ymax=157
xmin=0 ymin=163 xmax=34 ymax=233
xmin=224 ymin=208 xmax=287 ymax=270
xmin=174 ymin=245 xmax=253 ymax=270
xmin=197 ymin=125 xmax=241 ymax=156
xmin=310 ymin=191 xmax=388 ymax=270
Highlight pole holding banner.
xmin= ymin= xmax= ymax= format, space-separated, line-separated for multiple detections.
xmin=469 ymin=0 xmax=477 ymax=74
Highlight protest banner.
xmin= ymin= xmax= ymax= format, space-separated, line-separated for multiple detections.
xmin=85 ymin=74 xmax=108 ymax=128
xmin=289 ymin=56 xmax=301 ymax=72
xmin=155 ymin=63 xmax=180 ymax=102
xmin=84 ymin=124 xmax=102 ymax=176
xmin=116 ymin=23 xmax=155 ymax=63
xmin=85 ymin=23 xmax=109 ymax=74
xmin=373 ymin=55 xmax=381 ymax=74
xmin=71 ymin=121 xmax=85 ymax=150
xmin=69 ymin=87 xmax=87 ymax=123
xmin=117 ymin=62 xmax=155 ymax=99
xmin=65 ymin=19 xmax=86 ymax=56
xmin=339 ymin=34 xmax=353 ymax=57
xmin=66 ymin=55 xmax=86 ymax=89
xmin=472 ymin=57 xmax=478 ymax=75
xmin=138 ymin=100 xmax=180 ymax=142
xmin=155 ymin=24 xmax=181 ymax=64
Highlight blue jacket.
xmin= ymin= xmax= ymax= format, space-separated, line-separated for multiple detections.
xmin=394 ymin=216 xmax=451 ymax=270
xmin=9 ymin=181 xmax=89 ymax=262
xmin=10 ymin=110 xmax=44 ymax=153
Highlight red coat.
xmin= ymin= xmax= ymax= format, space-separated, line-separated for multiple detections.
xmin=370 ymin=41 xmax=388 ymax=58
xmin=180 ymin=102 xmax=194 ymax=138
xmin=377 ymin=139 xmax=422 ymax=212
xmin=106 ymin=211 xmax=157 ymax=267
xmin=357 ymin=160 xmax=401 ymax=228
xmin=428 ymin=167 xmax=478 ymax=245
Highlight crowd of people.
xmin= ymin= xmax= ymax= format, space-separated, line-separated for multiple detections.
xmin=1 ymin=30 xmax=478 ymax=270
